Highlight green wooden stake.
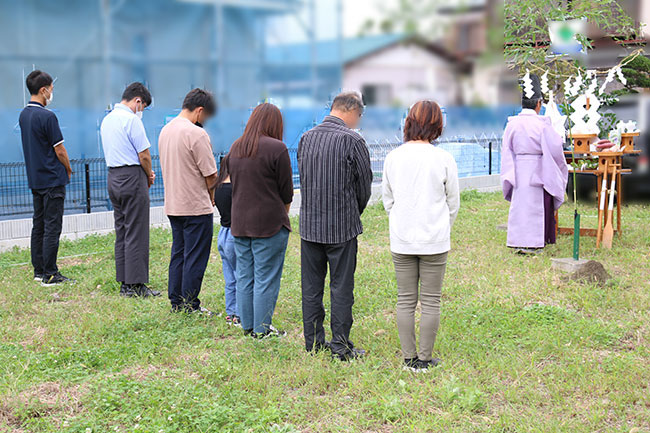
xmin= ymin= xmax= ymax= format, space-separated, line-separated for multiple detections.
xmin=573 ymin=210 xmax=580 ymax=260
xmin=563 ymin=86 xmax=580 ymax=262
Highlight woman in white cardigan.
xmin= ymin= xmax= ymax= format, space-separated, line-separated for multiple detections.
xmin=382 ymin=100 xmax=460 ymax=372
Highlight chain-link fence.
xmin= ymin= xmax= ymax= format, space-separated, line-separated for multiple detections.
xmin=367 ymin=133 xmax=502 ymax=181
xmin=0 ymin=155 xmax=224 ymax=219
xmin=0 ymin=135 xmax=501 ymax=219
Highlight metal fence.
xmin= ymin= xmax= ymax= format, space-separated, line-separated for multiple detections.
xmin=0 ymin=135 xmax=502 ymax=219
xmin=0 ymin=155 xmax=221 ymax=219
xmin=366 ymin=133 xmax=502 ymax=180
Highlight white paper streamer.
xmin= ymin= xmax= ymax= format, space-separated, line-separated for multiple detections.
xmin=570 ymin=93 xmax=601 ymax=135
xmin=540 ymin=70 xmax=549 ymax=96
xmin=587 ymin=73 xmax=598 ymax=95
xmin=599 ymin=67 xmax=616 ymax=95
xmin=615 ymin=66 xmax=627 ymax=86
xmin=571 ymin=73 xmax=583 ymax=95
xmin=544 ymin=91 xmax=567 ymax=140
xmin=523 ymin=69 xmax=535 ymax=99
xmin=564 ymin=76 xmax=574 ymax=97
xmin=616 ymin=120 xmax=639 ymax=133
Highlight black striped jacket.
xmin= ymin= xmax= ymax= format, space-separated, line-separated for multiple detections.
xmin=297 ymin=115 xmax=373 ymax=244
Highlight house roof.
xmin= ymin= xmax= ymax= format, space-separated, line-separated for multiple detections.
xmin=265 ymin=34 xmax=456 ymax=66
xmin=438 ymin=0 xmax=487 ymax=14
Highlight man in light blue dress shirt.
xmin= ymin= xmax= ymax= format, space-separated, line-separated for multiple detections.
xmin=100 ymin=82 xmax=159 ymax=298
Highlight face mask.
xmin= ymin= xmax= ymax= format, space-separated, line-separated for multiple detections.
xmin=44 ymin=89 xmax=53 ymax=105
xmin=133 ymin=100 xmax=143 ymax=119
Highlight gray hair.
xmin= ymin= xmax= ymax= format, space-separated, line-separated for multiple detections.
xmin=331 ymin=91 xmax=364 ymax=113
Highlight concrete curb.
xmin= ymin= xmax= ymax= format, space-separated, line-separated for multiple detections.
xmin=0 ymin=175 xmax=500 ymax=252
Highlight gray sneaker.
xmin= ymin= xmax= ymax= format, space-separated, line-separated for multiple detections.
xmin=191 ymin=306 xmax=216 ymax=317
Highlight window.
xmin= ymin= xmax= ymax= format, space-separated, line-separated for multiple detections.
xmin=362 ymin=84 xmax=392 ymax=106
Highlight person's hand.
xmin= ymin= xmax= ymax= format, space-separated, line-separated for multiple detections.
xmin=67 ymin=170 xmax=72 ymax=180
xmin=148 ymin=170 xmax=156 ymax=187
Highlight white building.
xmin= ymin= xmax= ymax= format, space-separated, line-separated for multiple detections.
xmin=342 ymin=36 xmax=461 ymax=107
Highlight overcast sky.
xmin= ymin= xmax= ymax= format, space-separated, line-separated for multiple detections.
xmin=265 ymin=0 xmax=398 ymax=44
xmin=343 ymin=0 xmax=392 ymax=37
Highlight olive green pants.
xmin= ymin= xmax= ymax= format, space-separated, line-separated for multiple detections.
xmin=392 ymin=252 xmax=448 ymax=361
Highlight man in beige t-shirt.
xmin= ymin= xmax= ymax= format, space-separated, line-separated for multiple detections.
xmin=158 ymin=88 xmax=218 ymax=314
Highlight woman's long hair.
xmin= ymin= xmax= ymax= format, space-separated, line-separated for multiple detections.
xmin=215 ymin=154 xmax=230 ymax=188
xmin=229 ymin=103 xmax=283 ymax=158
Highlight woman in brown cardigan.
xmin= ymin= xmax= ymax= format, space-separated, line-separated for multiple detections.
xmin=227 ymin=103 xmax=293 ymax=338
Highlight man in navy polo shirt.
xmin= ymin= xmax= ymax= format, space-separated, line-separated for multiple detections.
xmin=19 ymin=70 xmax=74 ymax=286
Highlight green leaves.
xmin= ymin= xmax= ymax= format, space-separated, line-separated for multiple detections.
xmin=504 ymin=0 xmax=640 ymax=72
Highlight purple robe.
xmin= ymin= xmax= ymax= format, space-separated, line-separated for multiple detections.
xmin=501 ymin=110 xmax=568 ymax=248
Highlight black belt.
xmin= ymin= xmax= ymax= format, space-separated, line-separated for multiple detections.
xmin=108 ymin=165 xmax=141 ymax=170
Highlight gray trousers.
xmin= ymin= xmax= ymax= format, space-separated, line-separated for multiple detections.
xmin=108 ymin=166 xmax=150 ymax=285
xmin=392 ymin=251 xmax=448 ymax=361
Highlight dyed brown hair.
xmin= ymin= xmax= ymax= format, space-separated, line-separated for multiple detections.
xmin=229 ymin=103 xmax=283 ymax=158
xmin=403 ymin=100 xmax=444 ymax=143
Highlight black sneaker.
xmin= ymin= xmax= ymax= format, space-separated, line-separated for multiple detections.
xmin=402 ymin=357 xmax=420 ymax=372
xmin=243 ymin=328 xmax=254 ymax=337
xmin=120 ymin=283 xmax=137 ymax=297
xmin=130 ymin=284 xmax=161 ymax=298
xmin=416 ymin=358 xmax=441 ymax=371
xmin=252 ymin=325 xmax=286 ymax=339
xmin=41 ymin=272 xmax=74 ymax=287
xmin=34 ymin=272 xmax=45 ymax=282
xmin=309 ymin=341 xmax=332 ymax=354
xmin=333 ymin=347 xmax=366 ymax=361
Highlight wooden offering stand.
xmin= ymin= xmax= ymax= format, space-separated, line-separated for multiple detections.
xmin=571 ymin=134 xmax=598 ymax=153
xmin=621 ymin=132 xmax=640 ymax=152
xmin=556 ymin=133 xmax=641 ymax=247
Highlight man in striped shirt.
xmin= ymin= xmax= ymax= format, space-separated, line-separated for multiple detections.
xmin=298 ymin=91 xmax=373 ymax=361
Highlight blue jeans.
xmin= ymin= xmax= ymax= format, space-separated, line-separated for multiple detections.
xmin=234 ymin=227 xmax=290 ymax=333
xmin=217 ymin=227 xmax=237 ymax=316
xmin=168 ymin=214 xmax=213 ymax=311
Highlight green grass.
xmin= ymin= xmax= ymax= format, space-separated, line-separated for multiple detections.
xmin=1 ymin=192 xmax=649 ymax=432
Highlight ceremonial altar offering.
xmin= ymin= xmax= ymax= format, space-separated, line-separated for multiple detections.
xmin=560 ymin=131 xmax=640 ymax=248
xmin=529 ymin=61 xmax=641 ymax=252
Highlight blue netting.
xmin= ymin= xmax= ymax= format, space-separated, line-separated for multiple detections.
xmin=1 ymin=0 xmax=515 ymax=220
